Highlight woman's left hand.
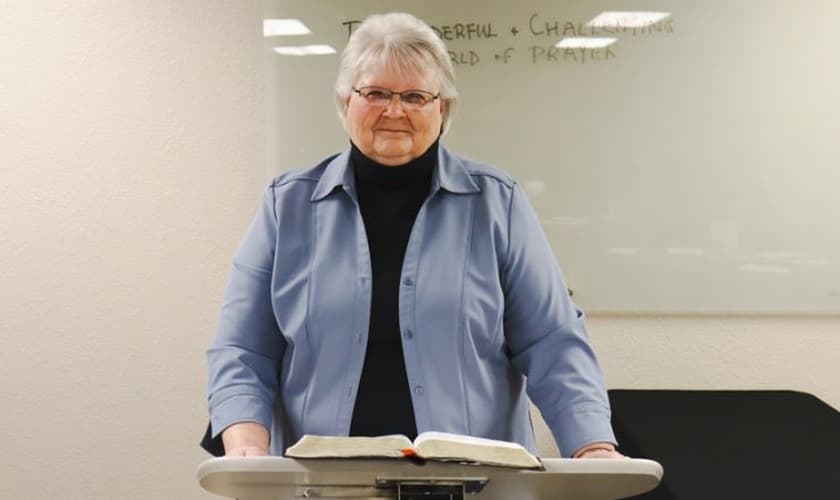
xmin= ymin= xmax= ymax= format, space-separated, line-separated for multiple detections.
xmin=576 ymin=447 xmax=627 ymax=459
xmin=573 ymin=442 xmax=627 ymax=459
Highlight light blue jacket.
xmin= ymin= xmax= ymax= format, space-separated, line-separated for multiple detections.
xmin=207 ymin=146 xmax=616 ymax=456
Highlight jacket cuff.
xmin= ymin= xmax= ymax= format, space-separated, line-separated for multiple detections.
xmin=209 ymin=392 xmax=273 ymax=439
xmin=545 ymin=404 xmax=617 ymax=457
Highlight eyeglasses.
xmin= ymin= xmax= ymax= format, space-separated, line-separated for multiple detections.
xmin=352 ymin=86 xmax=440 ymax=111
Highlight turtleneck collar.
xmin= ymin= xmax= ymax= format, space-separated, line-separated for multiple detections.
xmin=351 ymin=140 xmax=438 ymax=188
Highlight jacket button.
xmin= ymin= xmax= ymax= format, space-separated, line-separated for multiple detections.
xmin=403 ymin=277 xmax=414 ymax=287
xmin=414 ymin=386 xmax=424 ymax=396
xmin=404 ymin=329 xmax=414 ymax=339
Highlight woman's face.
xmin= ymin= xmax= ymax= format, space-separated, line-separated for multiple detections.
xmin=345 ymin=66 xmax=445 ymax=166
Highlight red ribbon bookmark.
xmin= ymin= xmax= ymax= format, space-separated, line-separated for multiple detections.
xmin=401 ymin=448 xmax=426 ymax=465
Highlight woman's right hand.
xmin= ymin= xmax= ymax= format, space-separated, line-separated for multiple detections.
xmin=221 ymin=422 xmax=270 ymax=456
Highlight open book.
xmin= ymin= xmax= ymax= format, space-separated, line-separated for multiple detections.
xmin=285 ymin=431 xmax=542 ymax=469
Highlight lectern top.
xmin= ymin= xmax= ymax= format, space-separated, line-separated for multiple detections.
xmin=197 ymin=457 xmax=662 ymax=500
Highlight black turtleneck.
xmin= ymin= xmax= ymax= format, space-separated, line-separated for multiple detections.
xmin=348 ymin=140 xmax=438 ymax=439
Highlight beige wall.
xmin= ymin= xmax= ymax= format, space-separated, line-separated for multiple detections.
xmin=1 ymin=2 xmax=837 ymax=499
xmin=1 ymin=1 xmax=264 ymax=499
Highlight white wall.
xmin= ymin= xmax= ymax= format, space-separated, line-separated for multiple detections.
xmin=0 ymin=2 xmax=837 ymax=499
xmin=1 ymin=1 xmax=264 ymax=498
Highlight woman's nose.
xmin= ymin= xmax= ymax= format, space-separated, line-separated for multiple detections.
xmin=382 ymin=96 xmax=406 ymax=117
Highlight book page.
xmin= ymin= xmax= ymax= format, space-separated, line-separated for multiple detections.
xmin=286 ymin=434 xmax=413 ymax=458
xmin=414 ymin=431 xmax=526 ymax=450
xmin=413 ymin=432 xmax=541 ymax=468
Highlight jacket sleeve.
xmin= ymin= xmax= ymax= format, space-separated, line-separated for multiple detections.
xmin=500 ymin=182 xmax=617 ymax=457
xmin=204 ymin=184 xmax=287 ymax=452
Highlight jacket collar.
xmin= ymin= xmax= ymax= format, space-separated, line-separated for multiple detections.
xmin=310 ymin=144 xmax=480 ymax=202
xmin=310 ymin=150 xmax=352 ymax=202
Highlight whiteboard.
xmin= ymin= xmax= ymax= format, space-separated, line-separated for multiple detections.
xmin=262 ymin=0 xmax=840 ymax=313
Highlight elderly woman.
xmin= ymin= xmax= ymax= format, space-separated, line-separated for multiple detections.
xmin=203 ymin=12 xmax=621 ymax=460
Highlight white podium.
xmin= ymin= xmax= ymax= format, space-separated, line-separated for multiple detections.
xmin=197 ymin=457 xmax=663 ymax=500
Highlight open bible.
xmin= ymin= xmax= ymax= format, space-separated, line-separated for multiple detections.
xmin=285 ymin=431 xmax=542 ymax=469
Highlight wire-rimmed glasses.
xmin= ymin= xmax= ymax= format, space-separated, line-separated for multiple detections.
xmin=353 ymin=86 xmax=440 ymax=111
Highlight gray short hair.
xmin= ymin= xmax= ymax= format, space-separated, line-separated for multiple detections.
xmin=335 ymin=12 xmax=458 ymax=135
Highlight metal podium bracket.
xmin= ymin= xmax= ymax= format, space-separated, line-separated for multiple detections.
xmin=378 ymin=477 xmax=488 ymax=500
xmin=297 ymin=484 xmax=391 ymax=498
xmin=295 ymin=477 xmax=488 ymax=499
